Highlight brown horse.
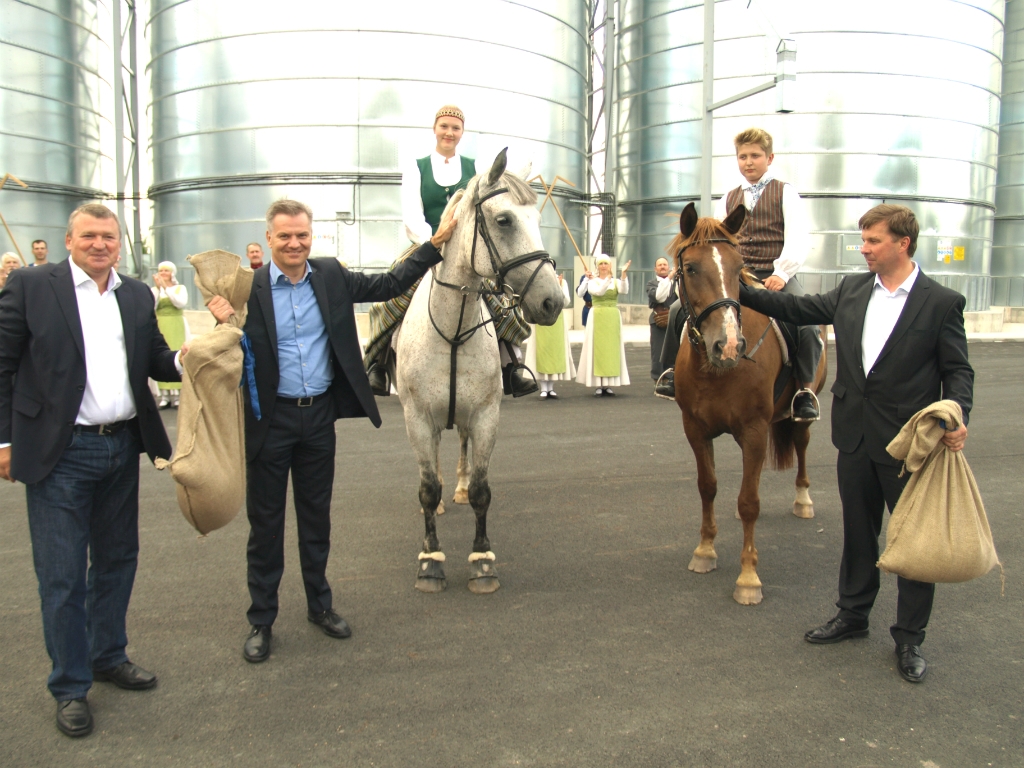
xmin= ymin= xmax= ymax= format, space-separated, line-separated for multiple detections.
xmin=670 ymin=202 xmax=827 ymax=605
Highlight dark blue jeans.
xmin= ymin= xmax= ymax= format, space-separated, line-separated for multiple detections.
xmin=25 ymin=427 xmax=142 ymax=701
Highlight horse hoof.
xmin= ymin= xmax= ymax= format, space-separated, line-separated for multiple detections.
xmin=733 ymin=585 xmax=763 ymax=605
xmin=468 ymin=577 xmax=501 ymax=594
xmin=688 ymin=555 xmax=717 ymax=573
xmin=415 ymin=558 xmax=447 ymax=593
xmin=453 ymin=488 xmax=469 ymax=505
xmin=793 ymin=502 xmax=815 ymax=519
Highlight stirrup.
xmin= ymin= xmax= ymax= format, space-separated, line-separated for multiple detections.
xmin=790 ymin=388 xmax=821 ymax=422
xmin=507 ymin=363 xmax=539 ymax=398
xmin=654 ymin=369 xmax=675 ymax=401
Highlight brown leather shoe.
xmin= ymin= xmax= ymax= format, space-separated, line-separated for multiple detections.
xmin=895 ymin=644 xmax=928 ymax=683
xmin=804 ymin=616 xmax=869 ymax=644
xmin=92 ymin=661 xmax=157 ymax=690
xmin=56 ymin=698 xmax=93 ymax=738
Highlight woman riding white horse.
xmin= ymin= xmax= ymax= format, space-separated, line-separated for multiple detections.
xmin=396 ymin=149 xmax=564 ymax=593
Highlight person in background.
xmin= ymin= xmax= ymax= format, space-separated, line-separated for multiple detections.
xmin=151 ymin=261 xmax=189 ymax=408
xmin=0 ymin=203 xmax=184 ymax=738
xmin=647 ymin=256 xmax=676 ymax=384
xmin=524 ymin=272 xmax=575 ymax=399
xmin=575 ymin=255 xmax=631 ymax=396
xmin=30 ymin=239 xmax=49 ymax=267
xmin=1 ymin=252 xmax=21 ymax=290
xmin=577 ymin=273 xmax=592 ymax=326
xmin=246 ymin=242 xmax=264 ymax=270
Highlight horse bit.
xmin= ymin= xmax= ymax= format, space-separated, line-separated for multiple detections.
xmin=674 ymin=239 xmax=771 ymax=361
xmin=428 ymin=185 xmax=555 ymax=428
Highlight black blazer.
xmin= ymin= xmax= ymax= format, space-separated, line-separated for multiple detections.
xmin=242 ymin=243 xmax=443 ymax=461
xmin=739 ymin=269 xmax=974 ymax=465
xmin=0 ymin=260 xmax=181 ymax=484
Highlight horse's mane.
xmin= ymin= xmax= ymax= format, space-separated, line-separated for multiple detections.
xmin=665 ymin=217 xmax=738 ymax=267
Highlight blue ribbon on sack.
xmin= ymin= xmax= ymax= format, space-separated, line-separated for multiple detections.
xmin=240 ymin=332 xmax=261 ymax=420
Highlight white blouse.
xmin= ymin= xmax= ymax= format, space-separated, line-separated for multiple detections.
xmin=151 ymin=283 xmax=188 ymax=309
xmin=577 ymin=275 xmax=628 ymax=297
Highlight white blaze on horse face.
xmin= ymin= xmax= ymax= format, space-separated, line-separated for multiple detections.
xmin=712 ymin=246 xmax=741 ymax=360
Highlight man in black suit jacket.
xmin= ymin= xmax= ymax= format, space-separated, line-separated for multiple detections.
xmin=208 ymin=199 xmax=454 ymax=664
xmin=738 ymin=204 xmax=974 ymax=684
xmin=0 ymin=204 xmax=183 ymax=737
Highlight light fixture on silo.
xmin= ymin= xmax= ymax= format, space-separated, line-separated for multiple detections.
xmin=776 ymin=39 xmax=797 ymax=114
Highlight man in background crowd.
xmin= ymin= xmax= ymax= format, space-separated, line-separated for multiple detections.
xmin=246 ymin=242 xmax=264 ymax=270
xmin=30 ymin=239 xmax=48 ymax=266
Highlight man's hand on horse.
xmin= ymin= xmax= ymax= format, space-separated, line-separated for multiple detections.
xmin=763 ymin=275 xmax=786 ymax=291
xmin=942 ymin=423 xmax=968 ymax=452
xmin=207 ymin=295 xmax=236 ymax=324
xmin=430 ymin=213 xmax=458 ymax=249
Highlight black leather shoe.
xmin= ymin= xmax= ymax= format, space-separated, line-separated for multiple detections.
xmin=308 ymin=609 xmax=352 ymax=639
xmin=655 ymin=370 xmax=675 ymax=399
xmin=895 ymin=644 xmax=928 ymax=683
xmin=92 ymin=661 xmax=157 ymax=690
xmin=792 ymin=390 xmax=820 ymax=421
xmin=508 ymin=366 xmax=538 ymax=398
xmin=804 ymin=616 xmax=869 ymax=644
xmin=243 ymin=625 xmax=272 ymax=663
xmin=56 ymin=698 xmax=93 ymax=738
xmin=367 ymin=364 xmax=389 ymax=397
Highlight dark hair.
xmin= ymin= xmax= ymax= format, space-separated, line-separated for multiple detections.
xmin=265 ymin=199 xmax=313 ymax=230
xmin=67 ymin=203 xmax=120 ymax=238
xmin=858 ymin=204 xmax=919 ymax=257
xmin=32 ymin=239 xmax=47 ymax=247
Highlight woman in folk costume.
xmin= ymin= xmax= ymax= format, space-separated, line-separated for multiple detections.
xmin=575 ymin=255 xmax=631 ymax=396
xmin=524 ymin=273 xmax=575 ymax=399
xmin=151 ymin=260 xmax=189 ymax=408
xmin=363 ymin=104 xmax=535 ymax=397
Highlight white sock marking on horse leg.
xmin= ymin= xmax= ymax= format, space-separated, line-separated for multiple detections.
xmin=468 ymin=551 xmax=496 ymax=562
xmin=418 ymin=551 xmax=446 ymax=562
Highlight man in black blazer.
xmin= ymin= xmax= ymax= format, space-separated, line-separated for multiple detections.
xmin=0 ymin=204 xmax=183 ymax=737
xmin=738 ymin=204 xmax=974 ymax=684
xmin=208 ymin=199 xmax=454 ymax=664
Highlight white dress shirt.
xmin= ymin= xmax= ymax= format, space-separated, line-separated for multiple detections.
xmin=577 ymin=275 xmax=628 ymax=297
xmin=653 ymin=274 xmax=673 ymax=303
xmin=400 ymin=151 xmax=482 ymax=244
xmin=70 ymin=260 xmax=137 ymax=425
xmin=861 ymin=264 xmax=919 ymax=375
xmin=713 ymin=170 xmax=811 ymax=283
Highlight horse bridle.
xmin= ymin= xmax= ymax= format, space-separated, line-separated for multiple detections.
xmin=428 ymin=185 xmax=556 ymax=428
xmin=674 ymin=238 xmax=743 ymax=351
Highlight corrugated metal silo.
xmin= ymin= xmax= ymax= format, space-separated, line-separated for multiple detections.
xmin=0 ymin=0 xmax=115 ymax=260
xmin=147 ymin=0 xmax=588 ymax=287
xmin=613 ymin=0 xmax=1004 ymax=310
xmin=994 ymin=0 xmax=1024 ymax=307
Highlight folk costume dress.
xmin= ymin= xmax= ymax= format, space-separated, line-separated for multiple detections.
xmin=575 ymin=273 xmax=630 ymax=389
xmin=524 ymin=278 xmax=575 ymax=385
xmin=151 ymin=281 xmax=188 ymax=392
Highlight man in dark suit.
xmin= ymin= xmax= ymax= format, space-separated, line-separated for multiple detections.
xmin=0 ymin=203 xmax=183 ymax=737
xmin=738 ymin=204 xmax=973 ymax=684
xmin=207 ymin=199 xmax=454 ymax=663
xmin=646 ymin=256 xmax=676 ymax=382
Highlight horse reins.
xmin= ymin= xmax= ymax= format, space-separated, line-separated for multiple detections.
xmin=673 ymin=238 xmax=771 ymax=362
xmin=428 ymin=185 xmax=555 ymax=429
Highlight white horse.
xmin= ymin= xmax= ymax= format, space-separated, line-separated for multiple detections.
xmin=396 ymin=149 xmax=565 ymax=594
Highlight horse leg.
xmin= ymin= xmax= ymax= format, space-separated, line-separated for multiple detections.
xmin=409 ymin=424 xmax=447 ymax=593
xmin=685 ymin=429 xmax=719 ymax=574
xmin=733 ymin=427 xmax=767 ymax=605
xmin=453 ymin=428 xmax=471 ymax=505
xmin=466 ymin=421 xmax=500 ymax=594
xmin=792 ymin=423 xmax=814 ymax=519
xmin=419 ymin=454 xmax=445 ymax=515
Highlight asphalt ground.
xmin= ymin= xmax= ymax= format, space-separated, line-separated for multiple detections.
xmin=1 ymin=341 xmax=1021 ymax=768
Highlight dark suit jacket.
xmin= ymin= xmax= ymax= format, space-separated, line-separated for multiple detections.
xmin=739 ymin=268 xmax=974 ymax=465
xmin=243 ymin=243 xmax=443 ymax=461
xmin=0 ymin=260 xmax=181 ymax=484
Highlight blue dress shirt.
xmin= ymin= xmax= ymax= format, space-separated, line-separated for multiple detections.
xmin=269 ymin=260 xmax=332 ymax=397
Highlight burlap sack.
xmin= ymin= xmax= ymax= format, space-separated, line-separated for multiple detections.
xmin=155 ymin=250 xmax=253 ymax=534
xmin=877 ymin=400 xmax=1000 ymax=583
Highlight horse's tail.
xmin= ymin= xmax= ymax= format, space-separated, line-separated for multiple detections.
xmin=768 ymin=418 xmax=797 ymax=471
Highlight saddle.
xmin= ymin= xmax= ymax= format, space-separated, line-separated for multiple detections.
xmin=772 ymin=319 xmax=797 ymax=405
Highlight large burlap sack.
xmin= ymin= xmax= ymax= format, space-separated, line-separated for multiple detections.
xmin=155 ymin=250 xmax=253 ymax=534
xmin=877 ymin=399 xmax=1000 ymax=583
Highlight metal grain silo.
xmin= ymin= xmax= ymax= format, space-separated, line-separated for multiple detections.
xmin=994 ymin=0 xmax=1024 ymax=307
xmin=0 ymin=0 xmax=115 ymax=261
xmin=147 ymin=0 xmax=588 ymax=285
xmin=613 ymin=0 xmax=1004 ymax=310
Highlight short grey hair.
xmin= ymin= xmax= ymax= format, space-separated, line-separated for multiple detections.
xmin=67 ymin=203 xmax=121 ymax=238
xmin=266 ymin=199 xmax=313 ymax=230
